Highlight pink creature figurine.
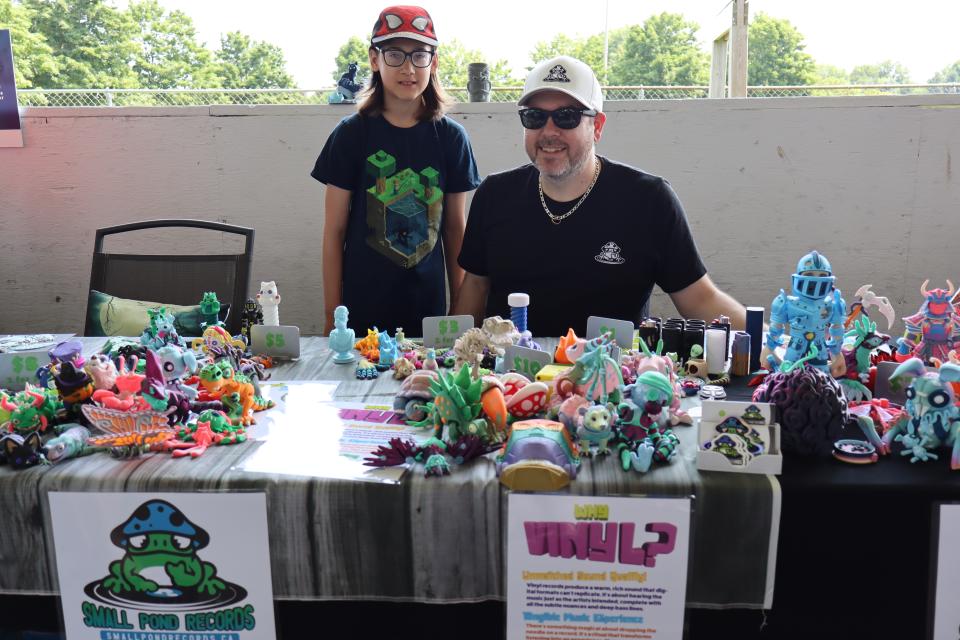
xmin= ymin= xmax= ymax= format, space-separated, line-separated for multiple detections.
xmin=171 ymin=420 xmax=215 ymax=458
xmin=84 ymin=354 xmax=118 ymax=391
xmin=91 ymin=355 xmax=148 ymax=412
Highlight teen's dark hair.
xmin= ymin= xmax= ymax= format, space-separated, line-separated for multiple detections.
xmin=357 ymin=45 xmax=451 ymax=121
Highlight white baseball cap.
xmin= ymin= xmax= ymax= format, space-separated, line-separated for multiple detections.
xmin=518 ymin=56 xmax=604 ymax=113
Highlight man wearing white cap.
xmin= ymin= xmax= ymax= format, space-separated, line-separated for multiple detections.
xmin=454 ymin=55 xmax=745 ymax=336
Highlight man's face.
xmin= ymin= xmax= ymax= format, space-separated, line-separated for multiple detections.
xmin=522 ymin=91 xmax=605 ymax=181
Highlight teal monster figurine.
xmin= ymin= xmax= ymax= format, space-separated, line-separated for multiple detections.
xmin=329 ymin=305 xmax=356 ymax=364
xmin=376 ymin=329 xmax=397 ymax=371
xmin=616 ymin=370 xmax=680 ymax=473
xmin=140 ymin=307 xmax=183 ymax=349
xmin=98 ymin=500 xmax=227 ymax=598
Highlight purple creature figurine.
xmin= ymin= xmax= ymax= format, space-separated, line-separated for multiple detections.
xmin=495 ymin=419 xmax=580 ymax=491
xmin=142 ymin=350 xmax=192 ymax=426
xmin=896 ymin=280 xmax=960 ymax=364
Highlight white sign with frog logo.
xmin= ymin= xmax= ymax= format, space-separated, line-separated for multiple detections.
xmin=933 ymin=503 xmax=960 ymax=640
xmin=50 ymin=492 xmax=276 ymax=640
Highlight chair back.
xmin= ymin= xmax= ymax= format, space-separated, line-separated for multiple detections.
xmin=86 ymin=219 xmax=254 ymax=336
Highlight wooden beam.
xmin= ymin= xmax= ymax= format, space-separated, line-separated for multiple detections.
xmin=729 ymin=0 xmax=749 ymax=97
xmin=710 ymin=34 xmax=729 ymax=98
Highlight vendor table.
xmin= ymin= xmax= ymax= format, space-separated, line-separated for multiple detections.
xmin=689 ymin=380 xmax=960 ymax=640
xmin=0 ymin=338 xmax=779 ymax=613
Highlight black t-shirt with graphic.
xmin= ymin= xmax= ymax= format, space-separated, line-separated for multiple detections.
xmin=312 ymin=113 xmax=480 ymax=335
xmin=458 ymin=157 xmax=707 ymax=337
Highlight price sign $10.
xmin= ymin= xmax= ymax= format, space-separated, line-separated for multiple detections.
xmin=513 ymin=356 xmax=541 ymax=377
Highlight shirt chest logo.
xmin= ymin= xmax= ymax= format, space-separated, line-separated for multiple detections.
xmin=595 ymin=241 xmax=625 ymax=265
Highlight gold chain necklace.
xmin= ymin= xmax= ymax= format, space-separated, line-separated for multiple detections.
xmin=539 ymin=156 xmax=602 ymax=225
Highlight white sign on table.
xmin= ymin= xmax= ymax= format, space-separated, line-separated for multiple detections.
xmin=507 ymin=494 xmax=690 ymax=640
xmin=422 ymin=314 xmax=474 ymax=350
xmin=504 ymin=344 xmax=553 ymax=381
xmin=0 ymin=333 xmax=74 ymax=390
xmin=250 ymin=325 xmax=301 ymax=360
xmin=933 ymin=503 xmax=960 ymax=640
xmin=586 ymin=315 xmax=635 ymax=349
xmin=49 ymin=491 xmax=276 ymax=640
xmin=238 ymin=382 xmax=422 ymax=484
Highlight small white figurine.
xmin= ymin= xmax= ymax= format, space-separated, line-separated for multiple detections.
xmin=256 ymin=281 xmax=281 ymax=326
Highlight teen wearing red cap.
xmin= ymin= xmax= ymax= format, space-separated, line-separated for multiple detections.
xmin=312 ymin=6 xmax=480 ymax=336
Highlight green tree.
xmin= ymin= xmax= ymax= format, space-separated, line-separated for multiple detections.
xmin=530 ymin=28 xmax=629 ymax=84
xmin=333 ymin=35 xmax=370 ymax=84
xmin=813 ymin=64 xmax=849 ymax=85
xmin=609 ymin=13 xmax=709 ymax=86
xmin=0 ymin=0 xmax=58 ymax=88
xmin=23 ymin=0 xmax=140 ymax=88
xmin=929 ymin=60 xmax=960 ymax=84
xmin=215 ymin=31 xmax=294 ymax=89
xmin=127 ymin=0 xmax=219 ymax=89
xmin=436 ymin=38 xmax=515 ymax=89
xmin=747 ymin=13 xmax=816 ymax=86
xmin=850 ymin=60 xmax=911 ymax=84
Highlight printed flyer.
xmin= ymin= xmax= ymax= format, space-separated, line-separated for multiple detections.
xmin=507 ymin=494 xmax=690 ymax=640
xmin=49 ymin=492 xmax=276 ymax=640
xmin=933 ymin=503 xmax=960 ymax=640
xmin=238 ymin=381 xmax=427 ymax=483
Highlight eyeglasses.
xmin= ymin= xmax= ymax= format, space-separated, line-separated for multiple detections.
xmin=377 ymin=47 xmax=435 ymax=68
xmin=518 ymin=107 xmax=597 ymax=130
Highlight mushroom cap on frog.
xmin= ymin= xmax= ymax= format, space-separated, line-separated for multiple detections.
xmin=111 ymin=499 xmax=209 ymax=549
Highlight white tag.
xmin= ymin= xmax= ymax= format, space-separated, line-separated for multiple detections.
xmin=422 ymin=315 xmax=474 ymax=350
xmin=250 ymin=325 xmax=301 ymax=359
xmin=586 ymin=315 xmax=635 ymax=348
xmin=503 ymin=344 xmax=553 ymax=381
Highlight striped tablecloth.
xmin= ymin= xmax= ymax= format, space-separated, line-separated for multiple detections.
xmin=0 ymin=337 xmax=779 ymax=608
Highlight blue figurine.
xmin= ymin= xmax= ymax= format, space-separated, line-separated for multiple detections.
xmin=376 ymin=328 xmax=396 ymax=371
xmin=329 ymin=62 xmax=364 ymax=104
xmin=765 ymin=251 xmax=846 ymax=373
xmin=329 ymin=305 xmax=356 ymax=364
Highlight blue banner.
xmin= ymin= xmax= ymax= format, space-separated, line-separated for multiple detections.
xmin=0 ymin=29 xmax=23 ymax=142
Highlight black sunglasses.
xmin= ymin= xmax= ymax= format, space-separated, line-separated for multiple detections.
xmin=518 ymin=106 xmax=598 ymax=130
xmin=376 ymin=47 xmax=435 ymax=68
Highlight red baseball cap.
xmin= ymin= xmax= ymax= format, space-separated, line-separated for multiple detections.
xmin=371 ymin=6 xmax=438 ymax=47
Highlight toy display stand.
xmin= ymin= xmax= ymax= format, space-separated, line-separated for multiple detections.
xmin=697 ymin=399 xmax=782 ymax=475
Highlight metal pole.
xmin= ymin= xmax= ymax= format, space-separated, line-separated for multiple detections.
xmin=603 ymin=0 xmax=610 ymax=85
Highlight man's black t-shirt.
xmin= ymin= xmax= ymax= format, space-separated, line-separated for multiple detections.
xmin=458 ymin=157 xmax=707 ymax=337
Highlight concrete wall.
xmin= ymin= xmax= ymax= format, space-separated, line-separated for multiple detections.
xmin=1 ymin=95 xmax=958 ymax=336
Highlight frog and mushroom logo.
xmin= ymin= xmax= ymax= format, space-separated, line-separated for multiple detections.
xmin=86 ymin=499 xmax=246 ymax=608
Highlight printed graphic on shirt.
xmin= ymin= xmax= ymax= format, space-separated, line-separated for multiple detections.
xmin=365 ymin=149 xmax=443 ymax=268
xmin=595 ymin=241 xmax=625 ymax=264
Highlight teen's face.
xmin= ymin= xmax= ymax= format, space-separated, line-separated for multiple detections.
xmin=522 ymin=91 xmax=605 ymax=181
xmin=369 ymin=38 xmax=438 ymax=105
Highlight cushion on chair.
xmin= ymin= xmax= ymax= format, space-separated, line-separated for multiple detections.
xmin=85 ymin=289 xmax=229 ymax=337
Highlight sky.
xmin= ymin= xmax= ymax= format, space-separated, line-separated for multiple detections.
xmin=120 ymin=0 xmax=960 ymax=87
